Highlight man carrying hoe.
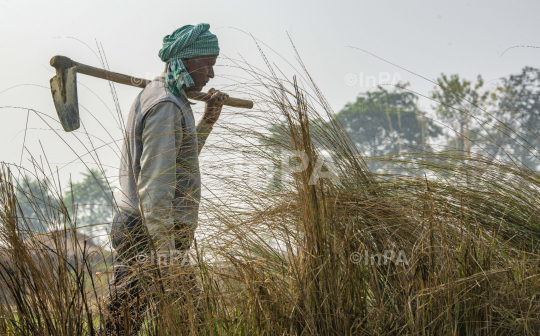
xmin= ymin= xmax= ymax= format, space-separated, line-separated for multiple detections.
xmin=99 ymin=23 xmax=228 ymax=335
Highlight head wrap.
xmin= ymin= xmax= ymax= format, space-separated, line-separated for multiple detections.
xmin=158 ymin=23 xmax=220 ymax=96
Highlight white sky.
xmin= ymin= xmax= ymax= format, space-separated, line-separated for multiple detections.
xmin=1 ymin=0 xmax=539 ymax=186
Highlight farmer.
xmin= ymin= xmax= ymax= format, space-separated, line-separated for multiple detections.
xmin=100 ymin=23 xmax=227 ymax=335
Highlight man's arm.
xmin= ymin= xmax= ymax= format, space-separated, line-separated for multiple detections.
xmin=137 ymin=102 xmax=182 ymax=250
xmin=194 ymin=87 xmax=228 ymax=153
xmin=195 ymin=118 xmax=214 ymax=154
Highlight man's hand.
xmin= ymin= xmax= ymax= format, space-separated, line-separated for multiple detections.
xmin=203 ymin=88 xmax=229 ymax=124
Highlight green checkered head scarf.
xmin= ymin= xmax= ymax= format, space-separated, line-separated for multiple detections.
xmin=158 ymin=23 xmax=219 ymax=96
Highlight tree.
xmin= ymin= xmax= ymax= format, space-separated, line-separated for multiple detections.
xmin=63 ymin=169 xmax=114 ymax=235
xmin=336 ymin=84 xmax=441 ymax=171
xmin=494 ymin=67 xmax=540 ymax=170
xmin=430 ymin=74 xmax=495 ymax=156
xmin=15 ymin=176 xmax=60 ymax=235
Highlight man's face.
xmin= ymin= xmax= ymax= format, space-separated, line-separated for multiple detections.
xmin=182 ymin=55 xmax=218 ymax=92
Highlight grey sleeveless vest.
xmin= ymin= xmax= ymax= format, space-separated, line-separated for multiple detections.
xmin=115 ymin=75 xmax=201 ymax=226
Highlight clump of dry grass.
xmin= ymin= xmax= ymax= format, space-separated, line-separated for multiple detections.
xmin=0 ymin=164 xmax=107 ymax=335
xmin=0 ymin=46 xmax=539 ymax=336
xmin=199 ymin=58 xmax=540 ymax=335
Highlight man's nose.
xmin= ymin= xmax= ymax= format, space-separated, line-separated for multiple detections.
xmin=207 ymin=66 xmax=215 ymax=78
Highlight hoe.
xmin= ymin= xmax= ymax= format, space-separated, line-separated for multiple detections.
xmin=49 ymin=55 xmax=253 ymax=132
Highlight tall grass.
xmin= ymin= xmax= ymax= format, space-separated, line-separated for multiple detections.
xmin=0 ymin=47 xmax=539 ymax=335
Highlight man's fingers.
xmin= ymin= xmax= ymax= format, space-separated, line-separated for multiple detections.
xmin=208 ymin=90 xmax=228 ymax=104
xmin=206 ymin=89 xmax=229 ymax=108
xmin=218 ymin=93 xmax=228 ymax=102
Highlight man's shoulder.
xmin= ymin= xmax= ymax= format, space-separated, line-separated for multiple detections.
xmin=141 ymin=102 xmax=180 ymax=130
xmin=139 ymin=77 xmax=191 ymax=115
xmin=146 ymin=101 xmax=181 ymax=118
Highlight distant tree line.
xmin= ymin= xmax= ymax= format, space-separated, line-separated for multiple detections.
xmin=263 ymin=66 xmax=540 ymax=176
xmin=338 ymin=66 xmax=540 ymax=171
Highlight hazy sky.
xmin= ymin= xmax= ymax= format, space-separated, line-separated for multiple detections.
xmin=1 ymin=0 xmax=539 ymax=185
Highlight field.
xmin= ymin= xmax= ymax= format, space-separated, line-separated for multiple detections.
xmin=1 ymin=51 xmax=539 ymax=335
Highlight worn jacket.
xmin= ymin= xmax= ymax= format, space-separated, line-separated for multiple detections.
xmin=115 ymin=74 xmax=213 ymax=249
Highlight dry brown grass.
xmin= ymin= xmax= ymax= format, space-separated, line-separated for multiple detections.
xmin=0 ymin=48 xmax=539 ymax=335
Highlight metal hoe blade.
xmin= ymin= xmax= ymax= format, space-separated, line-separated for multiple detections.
xmin=50 ymin=66 xmax=80 ymax=132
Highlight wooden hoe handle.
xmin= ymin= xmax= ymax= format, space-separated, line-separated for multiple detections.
xmin=50 ymin=55 xmax=253 ymax=109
